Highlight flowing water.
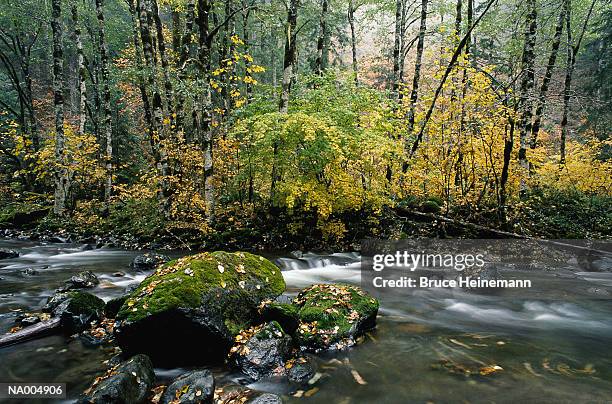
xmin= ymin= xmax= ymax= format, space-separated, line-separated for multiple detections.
xmin=1 ymin=239 xmax=611 ymax=403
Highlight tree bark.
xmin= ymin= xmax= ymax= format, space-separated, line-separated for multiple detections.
xmin=560 ymin=0 xmax=596 ymax=164
xmin=517 ymin=0 xmax=537 ymax=189
xmin=530 ymin=0 xmax=566 ymax=148
xmin=51 ymin=0 xmax=70 ymax=215
xmin=95 ymin=0 xmax=113 ymax=205
xmin=197 ymin=0 xmax=215 ymax=219
xmin=406 ymin=0 xmax=428 ymax=135
xmin=348 ymin=0 xmax=359 ymax=85
xmin=392 ymin=0 xmax=403 ymax=97
xmin=72 ymin=2 xmax=87 ymax=137
xmin=176 ymin=0 xmax=195 ymax=135
xmin=272 ymin=0 xmax=300 ymax=203
xmin=315 ymin=0 xmax=329 ymax=75
xmin=278 ymin=0 xmax=299 ymax=114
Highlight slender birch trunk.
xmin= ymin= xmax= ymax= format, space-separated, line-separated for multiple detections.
xmin=315 ymin=0 xmax=329 ymax=75
xmin=406 ymin=0 xmax=428 ymax=135
xmin=51 ymin=0 xmax=70 ymax=215
xmin=348 ymin=0 xmax=359 ymax=85
xmin=95 ymin=0 xmax=113 ymax=205
xmin=72 ymin=2 xmax=87 ymax=137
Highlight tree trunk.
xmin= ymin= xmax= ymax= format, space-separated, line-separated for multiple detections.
xmin=348 ymin=0 xmax=359 ymax=85
xmin=72 ymin=3 xmax=87 ymax=137
xmin=172 ymin=9 xmax=181 ymax=52
xmin=315 ymin=0 xmax=329 ymax=75
xmin=51 ymin=0 xmax=70 ymax=215
xmin=197 ymin=0 xmax=215 ymax=219
xmin=517 ymin=0 xmax=537 ymax=190
xmin=278 ymin=0 xmax=299 ymax=114
xmin=560 ymin=0 xmax=596 ymax=164
xmin=151 ymin=0 xmax=175 ymax=126
xmin=392 ymin=0 xmax=402 ymax=97
xmin=95 ymin=0 xmax=113 ymax=205
xmin=406 ymin=0 xmax=428 ymax=135
xmin=530 ymin=1 xmax=566 ymax=148
xmin=176 ymin=0 xmax=195 ymax=135
xmin=273 ymin=0 xmax=300 ymax=203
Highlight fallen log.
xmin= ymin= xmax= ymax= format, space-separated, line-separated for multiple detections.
xmin=0 ymin=317 xmax=61 ymax=348
xmin=395 ymin=208 xmax=527 ymax=239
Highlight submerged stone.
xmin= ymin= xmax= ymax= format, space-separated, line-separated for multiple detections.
xmin=59 ymin=270 xmax=100 ymax=291
xmin=160 ymin=370 xmax=215 ymax=404
xmin=114 ymin=251 xmax=285 ymax=365
xmin=130 ymin=253 xmax=171 ymax=271
xmin=0 ymin=249 xmax=19 ymax=259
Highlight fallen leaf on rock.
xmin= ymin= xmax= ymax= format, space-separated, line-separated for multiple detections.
xmin=479 ymin=365 xmax=503 ymax=376
xmin=292 ymin=390 xmax=304 ymax=398
xmin=149 ymin=385 xmax=165 ymax=404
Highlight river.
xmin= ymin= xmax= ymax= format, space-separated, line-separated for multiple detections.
xmin=1 ymin=239 xmax=611 ymax=403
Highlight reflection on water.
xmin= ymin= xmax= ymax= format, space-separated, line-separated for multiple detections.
xmin=0 ymin=240 xmax=611 ymax=402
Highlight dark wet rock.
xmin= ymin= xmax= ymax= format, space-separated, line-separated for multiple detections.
xmin=81 ymin=244 xmax=95 ymax=251
xmin=215 ymin=385 xmax=283 ymax=404
xmin=290 ymin=250 xmax=303 ymax=259
xmin=130 ymin=253 xmax=171 ymax=271
xmin=104 ymin=296 xmax=128 ymax=318
xmin=78 ymin=354 xmax=155 ymax=404
xmin=48 ymin=235 xmax=70 ymax=243
xmin=293 ymin=284 xmax=379 ymax=351
xmin=258 ymin=302 xmax=299 ymax=335
xmin=231 ymin=322 xmax=292 ymax=380
xmin=22 ymin=268 xmax=38 ymax=276
xmin=59 ymin=270 xmax=100 ymax=291
xmin=160 ymin=370 xmax=215 ymax=404
xmin=113 ymin=271 xmax=125 ymax=277
xmin=587 ymin=287 xmax=610 ymax=296
xmin=42 ymin=291 xmax=72 ymax=313
xmin=0 ymin=249 xmax=19 ymax=259
xmin=248 ymin=393 xmax=283 ymax=404
xmin=44 ymin=291 xmax=105 ymax=333
xmin=114 ymin=251 xmax=285 ymax=365
xmin=286 ymin=358 xmax=315 ymax=384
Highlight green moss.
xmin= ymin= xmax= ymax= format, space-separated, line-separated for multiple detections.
xmin=66 ymin=291 xmax=105 ymax=315
xmin=117 ymin=251 xmax=285 ymax=325
xmin=294 ymin=284 xmax=379 ymax=348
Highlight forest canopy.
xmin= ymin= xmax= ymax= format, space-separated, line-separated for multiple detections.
xmin=0 ymin=0 xmax=610 ymax=247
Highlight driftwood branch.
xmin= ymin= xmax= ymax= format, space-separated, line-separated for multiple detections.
xmin=0 ymin=318 xmax=61 ymax=348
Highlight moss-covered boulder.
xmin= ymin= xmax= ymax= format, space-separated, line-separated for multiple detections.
xmin=114 ymin=251 xmax=285 ymax=365
xmin=293 ymin=284 xmax=379 ymax=351
xmin=43 ymin=291 xmax=105 ymax=334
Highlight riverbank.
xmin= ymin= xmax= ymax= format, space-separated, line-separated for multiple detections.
xmin=2 ymin=189 xmax=610 ymax=253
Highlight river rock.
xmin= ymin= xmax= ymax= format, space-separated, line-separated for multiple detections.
xmin=104 ymin=295 xmax=128 ymax=318
xmin=293 ymin=284 xmax=379 ymax=351
xmin=215 ymin=385 xmax=283 ymax=404
xmin=114 ymin=251 xmax=286 ymax=365
xmin=286 ymin=357 xmax=315 ymax=384
xmin=0 ymin=249 xmax=19 ymax=259
xmin=78 ymin=354 xmax=155 ymax=404
xmin=161 ymin=370 xmax=215 ymax=404
xmin=130 ymin=253 xmax=171 ymax=271
xmin=231 ymin=322 xmax=292 ymax=380
xmin=258 ymin=302 xmax=299 ymax=335
xmin=43 ymin=291 xmax=105 ymax=333
xmin=59 ymin=270 xmax=100 ymax=291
